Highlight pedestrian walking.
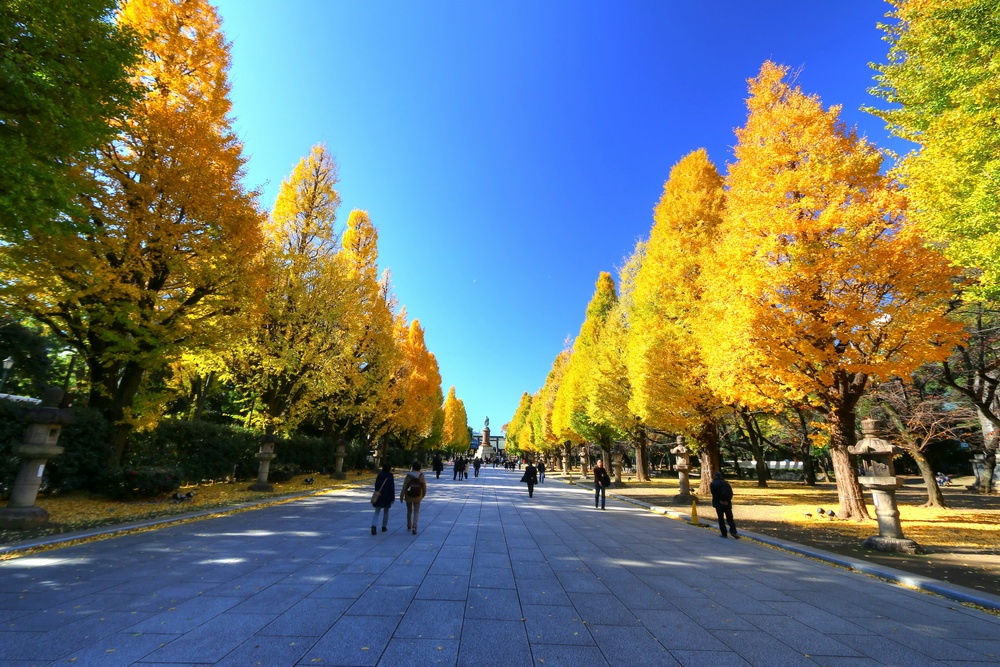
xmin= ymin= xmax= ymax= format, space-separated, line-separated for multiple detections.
xmin=473 ymin=458 xmax=482 ymax=478
xmin=537 ymin=460 xmax=545 ymax=483
xmin=400 ymin=461 xmax=427 ymax=534
xmin=453 ymin=456 xmax=461 ymax=480
xmin=709 ymin=471 xmax=739 ymax=539
xmin=370 ymin=463 xmax=395 ymax=535
xmin=593 ymin=459 xmax=611 ymax=510
xmin=432 ymin=454 xmax=444 ymax=479
xmin=521 ymin=460 xmax=538 ymax=497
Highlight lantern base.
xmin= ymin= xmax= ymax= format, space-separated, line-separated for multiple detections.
xmin=863 ymin=535 xmax=922 ymax=555
xmin=0 ymin=505 xmax=51 ymax=529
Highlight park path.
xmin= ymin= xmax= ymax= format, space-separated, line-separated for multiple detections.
xmin=0 ymin=466 xmax=998 ymax=666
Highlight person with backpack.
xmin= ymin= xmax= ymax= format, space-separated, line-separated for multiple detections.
xmin=369 ymin=462 xmax=395 ymax=535
xmin=400 ymin=461 xmax=427 ymax=534
xmin=593 ymin=459 xmax=611 ymax=510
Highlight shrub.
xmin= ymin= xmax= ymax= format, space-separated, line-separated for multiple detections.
xmin=102 ymin=466 xmax=182 ymax=500
xmin=45 ymin=407 xmax=113 ymax=494
xmin=127 ymin=419 xmax=259 ymax=483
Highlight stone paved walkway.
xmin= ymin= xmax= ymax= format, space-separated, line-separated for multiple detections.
xmin=1 ymin=467 xmax=998 ymax=666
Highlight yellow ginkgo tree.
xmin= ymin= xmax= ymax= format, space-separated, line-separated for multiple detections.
xmin=442 ymin=386 xmax=471 ymax=454
xmin=0 ymin=0 xmax=266 ymax=468
xmin=626 ymin=149 xmax=728 ymax=491
xmin=552 ymin=273 xmax=620 ymax=464
xmin=698 ymin=62 xmax=963 ymax=520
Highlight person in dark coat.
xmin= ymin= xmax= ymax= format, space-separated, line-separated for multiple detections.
xmin=432 ymin=455 xmax=444 ymax=479
xmin=537 ymin=460 xmax=545 ymax=483
xmin=473 ymin=458 xmax=482 ymax=477
xmin=522 ymin=460 xmax=538 ymax=497
xmin=709 ymin=471 xmax=739 ymax=539
xmin=370 ymin=463 xmax=395 ymax=535
xmin=593 ymin=459 xmax=611 ymax=509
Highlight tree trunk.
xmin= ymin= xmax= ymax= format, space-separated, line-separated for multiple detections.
xmin=695 ymin=419 xmax=722 ymax=495
xmin=90 ymin=357 xmax=146 ymax=470
xmin=191 ymin=371 xmax=214 ymax=422
xmin=632 ymin=427 xmax=651 ymax=482
xmin=802 ymin=453 xmax=816 ymax=486
xmin=910 ymin=448 xmax=946 ymax=508
xmin=981 ymin=430 xmax=999 ymax=494
xmin=795 ymin=407 xmax=817 ymax=485
xmin=739 ymin=408 xmax=770 ymax=487
xmin=827 ymin=407 xmax=871 ymax=520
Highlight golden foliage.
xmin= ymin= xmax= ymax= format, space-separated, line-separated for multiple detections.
xmin=627 ymin=149 xmax=726 ymax=435
xmin=442 ymin=386 xmax=470 ymax=451
xmin=698 ymin=62 xmax=963 ymax=411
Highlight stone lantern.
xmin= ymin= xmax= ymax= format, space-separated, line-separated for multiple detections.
xmin=672 ymin=435 xmax=695 ymax=504
xmin=847 ymin=418 xmax=921 ymax=554
xmin=331 ymin=441 xmax=347 ymax=480
xmin=610 ymin=450 xmax=625 ymax=487
xmin=0 ymin=388 xmax=73 ymax=529
xmin=248 ymin=427 xmax=278 ymax=492
xmin=579 ymin=444 xmax=590 ymax=478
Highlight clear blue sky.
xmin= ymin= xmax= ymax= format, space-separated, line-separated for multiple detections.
xmin=212 ymin=0 xmax=900 ymax=433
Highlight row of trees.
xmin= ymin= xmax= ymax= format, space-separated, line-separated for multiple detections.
xmin=0 ymin=0 xmax=470 ymax=472
xmin=508 ymin=0 xmax=1000 ymax=516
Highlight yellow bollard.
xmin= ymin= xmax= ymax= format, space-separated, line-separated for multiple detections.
xmin=690 ymin=498 xmax=699 ymax=525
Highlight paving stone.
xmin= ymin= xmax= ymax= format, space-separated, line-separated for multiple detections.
xmin=668 ymin=649 xmax=752 ymax=667
xmin=0 ymin=468 xmax=998 ymax=667
xmin=415 ymin=573 xmax=470 ymax=601
xmin=227 ymin=582 xmax=319 ymax=614
xmin=138 ymin=612 xmax=274 ymax=663
xmin=711 ymin=629 xmax=821 ymax=666
xmin=51 ymin=630 xmax=176 ymax=666
xmin=395 ymin=599 xmax=464 ymax=640
xmin=212 ymin=633 xmax=315 ymax=666
xmin=633 ymin=608 xmax=731 ymax=651
xmin=258 ymin=597 xmax=352 ymax=637
xmin=828 ymin=632 xmax=951 ymax=666
xmin=588 ymin=624 xmax=679 ymax=667
xmin=349 ymin=585 xmax=416 ymax=615
xmin=126 ymin=595 xmax=243 ymax=634
xmin=741 ymin=613 xmax=862 ymax=657
xmin=299 ymin=610 xmax=400 ymax=665
xmin=458 ymin=618 xmax=531 ymax=667
xmin=522 ymin=603 xmax=593 ymax=645
xmin=379 ymin=636 xmax=459 ymax=666
xmin=310 ymin=572 xmax=378 ymax=598
xmin=530 ymin=643 xmax=610 ymax=665
xmin=470 ymin=565 xmax=516 ymax=589
xmin=429 ymin=557 xmax=473 ymax=576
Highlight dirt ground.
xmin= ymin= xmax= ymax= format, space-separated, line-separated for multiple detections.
xmin=596 ymin=475 xmax=1000 ymax=598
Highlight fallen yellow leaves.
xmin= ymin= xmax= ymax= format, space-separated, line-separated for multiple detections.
xmin=0 ymin=472 xmax=375 ymax=555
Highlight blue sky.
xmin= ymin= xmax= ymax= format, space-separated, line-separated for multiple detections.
xmin=212 ymin=0 xmax=900 ymax=434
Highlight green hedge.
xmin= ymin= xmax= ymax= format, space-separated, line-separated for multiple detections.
xmin=2 ymin=399 xmax=369 ymax=499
